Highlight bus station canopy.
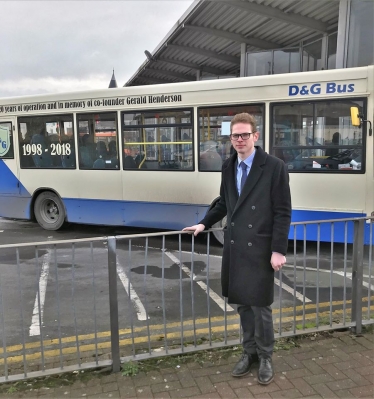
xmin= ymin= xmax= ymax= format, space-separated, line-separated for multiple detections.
xmin=124 ymin=0 xmax=339 ymax=87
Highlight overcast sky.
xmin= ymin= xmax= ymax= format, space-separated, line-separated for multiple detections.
xmin=1 ymin=1 xmax=194 ymax=98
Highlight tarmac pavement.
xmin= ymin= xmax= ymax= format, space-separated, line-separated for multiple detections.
xmin=0 ymin=329 xmax=372 ymax=399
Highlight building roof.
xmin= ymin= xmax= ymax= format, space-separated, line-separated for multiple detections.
xmin=125 ymin=0 xmax=339 ymax=87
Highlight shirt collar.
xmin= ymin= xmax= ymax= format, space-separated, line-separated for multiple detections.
xmin=237 ymin=149 xmax=256 ymax=168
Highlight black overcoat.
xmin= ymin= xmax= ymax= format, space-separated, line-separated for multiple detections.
xmin=200 ymin=146 xmax=291 ymax=307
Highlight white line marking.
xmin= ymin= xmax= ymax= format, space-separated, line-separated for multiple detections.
xmin=334 ymin=271 xmax=374 ymax=292
xmin=29 ymin=250 xmax=51 ymax=336
xmin=274 ymin=277 xmax=312 ymax=303
xmin=116 ymin=259 xmax=148 ymax=321
xmin=164 ymin=251 xmax=234 ymax=312
xmin=283 ymin=265 xmax=372 ymax=280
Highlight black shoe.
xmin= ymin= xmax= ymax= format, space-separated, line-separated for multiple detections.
xmin=231 ymin=352 xmax=258 ymax=377
xmin=257 ymin=357 xmax=274 ymax=385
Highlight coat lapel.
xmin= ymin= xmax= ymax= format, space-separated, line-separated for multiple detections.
xmin=232 ymin=147 xmax=267 ymax=215
xmin=223 ymin=154 xmax=238 ymax=212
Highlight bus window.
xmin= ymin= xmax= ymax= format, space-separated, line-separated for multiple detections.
xmin=0 ymin=122 xmax=14 ymax=159
xmin=18 ymin=115 xmax=75 ymax=169
xmin=271 ymin=99 xmax=365 ymax=172
xmin=198 ymin=104 xmax=265 ymax=171
xmin=122 ymin=109 xmax=193 ymax=170
xmin=77 ymin=112 xmax=119 ymax=170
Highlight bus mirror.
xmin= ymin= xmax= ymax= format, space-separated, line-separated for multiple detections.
xmin=350 ymin=106 xmax=361 ymax=127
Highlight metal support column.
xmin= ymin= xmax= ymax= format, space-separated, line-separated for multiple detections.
xmin=108 ymin=236 xmax=121 ymax=372
xmin=321 ymin=34 xmax=328 ymax=70
xmin=351 ymin=219 xmax=365 ymax=335
xmin=240 ymin=43 xmax=247 ymax=77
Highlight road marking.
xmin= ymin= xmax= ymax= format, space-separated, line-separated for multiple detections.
xmin=334 ymin=271 xmax=374 ymax=292
xmin=274 ymin=277 xmax=312 ymax=303
xmin=2 ymin=296 xmax=373 ymax=355
xmin=165 ymin=251 xmax=232 ymax=312
xmin=116 ymin=259 xmax=147 ymax=321
xmin=3 ymin=304 xmax=373 ymax=365
xmin=176 ymin=251 xmax=311 ymax=304
xmin=29 ymin=250 xmax=51 ymax=336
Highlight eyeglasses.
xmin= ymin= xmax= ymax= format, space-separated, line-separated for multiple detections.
xmin=230 ymin=132 xmax=254 ymax=141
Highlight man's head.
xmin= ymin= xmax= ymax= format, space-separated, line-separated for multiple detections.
xmin=230 ymin=113 xmax=259 ymax=160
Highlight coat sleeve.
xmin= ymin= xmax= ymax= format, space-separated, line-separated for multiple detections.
xmin=270 ymin=160 xmax=292 ymax=255
xmin=199 ymin=168 xmax=228 ymax=229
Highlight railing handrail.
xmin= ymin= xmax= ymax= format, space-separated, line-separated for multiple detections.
xmin=0 ymin=216 xmax=373 ymax=249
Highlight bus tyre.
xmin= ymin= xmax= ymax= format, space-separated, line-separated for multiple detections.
xmin=212 ymin=216 xmax=226 ymax=246
xmin=34 ymin=192 xmax=66 ymax=230
xmin=208 ymin=197 xmax=226 ymax=245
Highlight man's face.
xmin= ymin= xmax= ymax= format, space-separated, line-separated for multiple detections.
xmin=231 ymin=122 xmax=259 ymax=159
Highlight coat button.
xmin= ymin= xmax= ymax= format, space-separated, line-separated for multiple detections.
xmin=248 ymin=224 xmax=252 ymax=228
xmin=231 ymin=222 xmax=234 ymax=227
xmin=251 ymin=206 xmax=256 ymax=210
xmin=248 ymin=242 xmax=252 ymax=247
xmin=231 ymin=240 xmax=234 ymax=244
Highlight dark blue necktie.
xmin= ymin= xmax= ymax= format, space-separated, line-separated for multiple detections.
xmin=240 ymin=162 xmax=247 ymax=194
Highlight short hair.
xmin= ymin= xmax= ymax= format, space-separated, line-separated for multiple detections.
xmin=230 ymin=113 xmax=257 ymax=133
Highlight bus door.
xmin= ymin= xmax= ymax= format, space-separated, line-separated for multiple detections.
xmin=0 ymin=117 xmax=20 ymax=195
xmin=73 ymin=112 xmax=123 ymax=225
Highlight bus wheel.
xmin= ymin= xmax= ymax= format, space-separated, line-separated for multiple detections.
xmin=208 ymin=197 xmax=226 ymax=245
xmin=212 ymin=216 xmax=227 ymax=245
xmin=34 ymin=191 xmax=65 ymax=230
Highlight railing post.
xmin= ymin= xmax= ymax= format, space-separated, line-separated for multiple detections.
xmin=351 ymin=219 xmax=365 ymax=335
xmin=108 ymin=236 xmax=121 ymax=372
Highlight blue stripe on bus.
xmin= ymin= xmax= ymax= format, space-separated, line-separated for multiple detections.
xmin=0 ymin=160 xmax=31 ymax=219
xmin=0 ymin=158 xmax=371 ymax=243
xmin=291 ymin=209 xmax=369 ymax=244
xmin=63 ymin=199 xmax=370 ymax=244
xmin=0 ymin=160 xmax=29 ymax=196
xmin=63 ymin=198 xmax=209 ymax=230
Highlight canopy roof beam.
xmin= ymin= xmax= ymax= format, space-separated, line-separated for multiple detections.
xmin=146 ymin=67 xmax=195 ymax=81
xmin=159 ymin=57 xmax=232 ymax=76
xmin=221 ymin=0 xmax=329 ymax=33
xmin=137 ymin=76 xmax=171 ymax=85
xmin=167 ymin=44 xmax=239 ymax=65
xmin=184 ymin=25 xmax=279 ymax=50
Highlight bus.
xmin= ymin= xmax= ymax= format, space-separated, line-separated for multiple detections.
xmin=0 ymin=66 xmax=373 ymax=244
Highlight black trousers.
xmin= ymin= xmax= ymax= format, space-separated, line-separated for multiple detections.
xmin=237 ymin=305 xmax=274 ymax=358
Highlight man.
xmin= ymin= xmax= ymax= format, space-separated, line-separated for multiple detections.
xmin=183 ymin=113 xmax=291 ymax=385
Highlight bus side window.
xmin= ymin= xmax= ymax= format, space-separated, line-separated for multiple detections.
xmin=122 ymin=109 xmax=194 ymax=171
xmin=18 ymin=115 xmax=75 ymax=169
xmin=271 ymin=101 xmax=364 ymax=172
xmin=77 ymin=112 xmax=118 ymax=170
xmin=198 ymin=104 xmax=264 ymax=171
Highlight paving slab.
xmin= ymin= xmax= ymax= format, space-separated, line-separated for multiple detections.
xmin=0 ymin=330 xmax=373 ymax=399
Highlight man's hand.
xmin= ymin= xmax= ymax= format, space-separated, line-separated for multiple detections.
xmin=271 ymin=252 xmax=286 ymax=271
xmin=182 ymin=223 xmax=205 ymax=236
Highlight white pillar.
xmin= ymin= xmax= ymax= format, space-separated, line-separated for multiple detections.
xmin=336 ymin=0 xmax=351 ymax=69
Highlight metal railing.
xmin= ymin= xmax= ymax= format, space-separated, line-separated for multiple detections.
xmin=0 ymin=217 xmax=372 ymax=382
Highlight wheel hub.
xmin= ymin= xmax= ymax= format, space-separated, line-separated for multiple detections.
xmin=43 ymin=200 xmax=59 ymax=221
